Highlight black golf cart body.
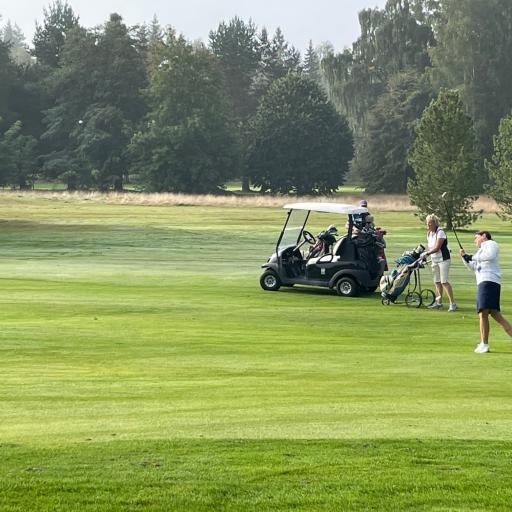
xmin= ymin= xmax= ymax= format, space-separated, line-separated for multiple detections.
xmin=260 ymin=202 xmax=385 ymax=297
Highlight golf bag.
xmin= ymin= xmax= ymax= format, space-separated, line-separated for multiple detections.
xmin=380 ymin=244 xmax=425 ymax=302
xmin=353 ymin=230 xmax=382 ymax=278
xmin=306 ymin=225 xmax=338 ymax=259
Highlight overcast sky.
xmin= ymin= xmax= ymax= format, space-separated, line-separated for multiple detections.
xmin=2 ymin=1 xmax=387 ymax=53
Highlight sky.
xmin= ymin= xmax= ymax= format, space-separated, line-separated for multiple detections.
xmin=1 ymin=0 xmax=387 ymax=53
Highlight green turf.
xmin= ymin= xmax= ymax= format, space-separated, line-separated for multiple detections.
xmin=1 ymin=193 xmax=512 ymax=510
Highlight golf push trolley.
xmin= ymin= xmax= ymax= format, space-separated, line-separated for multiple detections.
xmin=380 ymin=244 xmax=436 ymax=308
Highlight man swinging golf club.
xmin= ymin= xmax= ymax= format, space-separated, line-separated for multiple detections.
xmin=460 ymin=231 xmax=512 ymax=353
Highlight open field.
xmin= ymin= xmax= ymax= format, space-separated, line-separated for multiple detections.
xmin=1 ymin=192 xmax=512 ymax=510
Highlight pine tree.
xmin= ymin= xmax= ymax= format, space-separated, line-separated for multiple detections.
xmin=129 ymin=31 xmax=238 ymax=193
xmin=485 ymin=115 xmax=512 ymax=219
xmin=32 ymin=0 xmax=79 ymax=68
xmin=0 ymin=121 xmax=37 ymax=188
xmin=408 ymin=89 xmax=483 ymax=228
xmin=355 ymin=70 xmax=434 ymax=193
xmin=303 ymin=40 xmax=321 ymax=84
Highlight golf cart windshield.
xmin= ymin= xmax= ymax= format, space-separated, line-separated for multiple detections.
xmin=277 ymin=209 xmax=309 ymax=252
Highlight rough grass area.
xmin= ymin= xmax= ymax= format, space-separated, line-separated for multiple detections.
xmin=1 ymin=193 xmax=512 ymax=510
xmin=0 ymin=189 xmax=501 ymax=212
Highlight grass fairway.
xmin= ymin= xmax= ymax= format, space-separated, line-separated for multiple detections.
xmin=1 ymin=193 xmax=512 ymax=510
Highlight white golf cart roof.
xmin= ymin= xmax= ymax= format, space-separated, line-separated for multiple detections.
xmin=283 ymin=202 xmax=368 ymax=215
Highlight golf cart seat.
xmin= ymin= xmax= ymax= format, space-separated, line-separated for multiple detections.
xmin=334 ymin=236 xmax=357 ymax=261
xmin=306 ymin=254 xmax=340 ymax=266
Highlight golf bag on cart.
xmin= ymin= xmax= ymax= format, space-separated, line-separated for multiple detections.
xmin=380 ymin=244 xmax=425 ymax=302
xmin=306 ymin=225 xmax=338 ymax=259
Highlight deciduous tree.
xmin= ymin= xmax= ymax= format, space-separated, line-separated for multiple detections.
xmin=322 ymin=0 xmax=434 ymax=134
xmin=430 ymin=0 xmax=512 ymax=155
xmin=248 ymin=74 xmax=353 ymax=195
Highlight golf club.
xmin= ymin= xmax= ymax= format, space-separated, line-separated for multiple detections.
xmin=441 ymin=192 xmax=463 ymax=250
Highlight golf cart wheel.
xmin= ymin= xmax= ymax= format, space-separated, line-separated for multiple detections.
xmin=260 ymin=271 xmax=281 ymax=291
xmin=336 ymin=277 xmax=358 ymax=297
xmin=420 ymin=289 xmax=436 ymax=307
xmin=405 ymin=291 xmax=422 ymax=308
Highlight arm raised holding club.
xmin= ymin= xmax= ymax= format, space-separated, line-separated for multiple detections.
xmin=460 ymin=231 xmax=512 ymax=353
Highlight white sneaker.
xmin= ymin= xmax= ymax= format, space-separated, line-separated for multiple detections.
xmin=448 ymin=303 xmax=457 ymax=312
xmin=428 ymin=302 xmax=443 ymax=309
xmin=474 ymin=343 xmax=490 ymax=353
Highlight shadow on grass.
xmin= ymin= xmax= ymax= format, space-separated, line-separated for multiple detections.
xmin=2 ymin=438 xmax=512 ymax=511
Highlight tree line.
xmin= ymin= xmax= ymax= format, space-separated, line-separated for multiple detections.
xmin=322 ymin=0 xmax=512 ymax=224
xmin=2 ymin=0 xmax=512 ymax=224
xmin=0 ymin=2 xmax=352 ymax=195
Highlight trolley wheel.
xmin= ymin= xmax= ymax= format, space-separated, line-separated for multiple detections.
xmin=420 ymin=289 xmax=436 ymax=307
xmin=381 ymin=298 xmax=390 ymax=306
xmin=405 ymin=291 xmax=422 ymax=308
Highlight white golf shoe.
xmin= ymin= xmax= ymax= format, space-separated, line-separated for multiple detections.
xmin=474 ymin=342 xmax=490 ymax=353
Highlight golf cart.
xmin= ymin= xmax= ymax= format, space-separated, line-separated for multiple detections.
xmin=259 ymin=202 xmax=386 ymax=297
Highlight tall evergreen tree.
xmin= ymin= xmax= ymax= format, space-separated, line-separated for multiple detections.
xmin=1 ymin=20 xmax=31 ymax=65
xmin=209 ymin=18 xmax=260 ymax=122
xmin=129 ymin=30 xmax=237 ymax=193
xmin=32 ymin=0 xmax=80 ymax=68
xmin=302 ymin=40 xmax=321 ymax=84
xmin=485 ymin=115 xmax=512 ymax=220
xmin=0 ymin=121 xmax=37 ymax=188
xmin=0 ymin=39 xmax=19 ymax=131
xmin=76 ymin=13 xmax=147 ymax=190
xmin=408 ymin=89 xmax=482 ymax=228
xmin=40 ymin=26 xmax=98 ymax=188
xmin=252 ymin=26 xmax=301 ymax=101
xmin=209 ymin=17 xmax=260 ymax=191
xmin=41 ymin=14 xmax=146 ymax=190
xmin=132 ymin=15 xmax=163 ymax=58
xmin=355 ymin=71 xmax=434 ymax=193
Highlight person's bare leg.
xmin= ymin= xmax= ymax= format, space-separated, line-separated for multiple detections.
xmin=434 ymin=281 xmax=443 ymax=304
xmin=490 ymin=310 xmax=512 ymax=337
xmin=480 ymin=311 xmax=490 ymax=344
xmin=443 ymin=282 xmax=455 ymax=304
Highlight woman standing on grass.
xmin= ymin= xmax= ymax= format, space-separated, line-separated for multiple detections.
xmin=422 ymin=214 xmax=457 ymax=311
xmin=461 ymin=231 xmax=512 ymax=353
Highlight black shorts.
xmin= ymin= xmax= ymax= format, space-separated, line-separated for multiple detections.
xmin=476 ymin=281 xmax=501 ymax=312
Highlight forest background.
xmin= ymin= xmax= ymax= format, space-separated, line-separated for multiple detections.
xmin=2 ymin=0 xmax=512 ymax=217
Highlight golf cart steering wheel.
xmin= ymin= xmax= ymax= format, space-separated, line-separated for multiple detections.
xmin=302 ymin=230 xmax=316 ymax=244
